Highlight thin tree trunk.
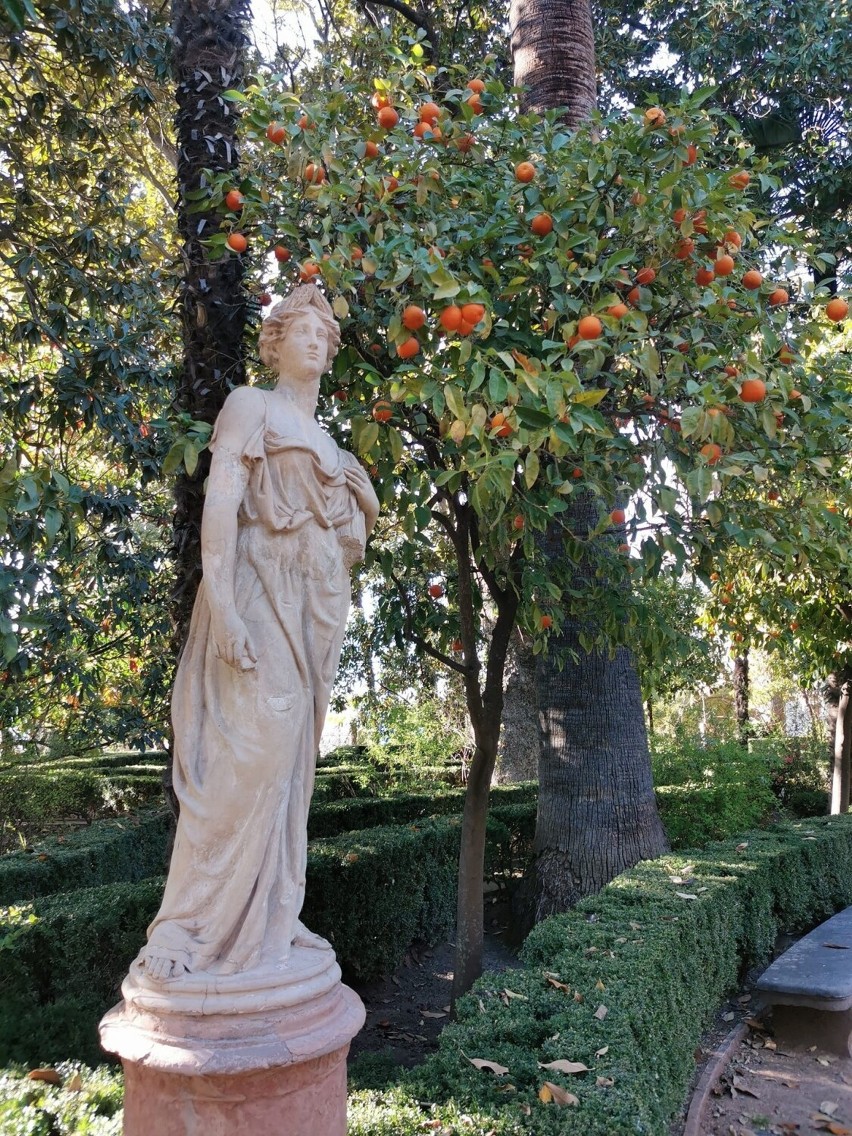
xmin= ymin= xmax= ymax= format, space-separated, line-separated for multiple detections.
xmin=831 ymin=679 xmax=852 ymax=815
xmin=647 ymin=698 xmax=654 ymax=736
xmin=734 ymin=651 xmax=750 ymax=743
xmin=165 ymin=0 xmax=250 ymax=817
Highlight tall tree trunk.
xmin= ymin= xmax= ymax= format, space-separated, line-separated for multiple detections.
xmin=495 ymin=631 xmax=539 ymax=783
xmin=165 ymin=0 xmax=250 ymax=814
xmin=525 ymin=495 xmax=668 ymax=925
xmin=734 ymin=651 xmax=750 ymax=743
xmin=509 ymin=1 xmax=668 ymax=924
xmin=509 ymin=0 xmax=596 ymax=125
xmin=831 ymin=678 xmax=852 ymax=815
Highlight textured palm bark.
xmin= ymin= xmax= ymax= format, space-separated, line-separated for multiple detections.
xmin=509 ymin=0 xmax=596 ymax=125
xmin=495 ymin=632 xmax=539 ymax=783
xmin=734 ymin=652 xmax=750 ymax=742
xmin=171 ymin=0 xmax=250 ymax=654
xmin=831 ymin=680 xmax=852 ymax=815
xmin=529 ymin=493 xmax=668 ymax=922
xmin=509 ymin=0 xmax=667 ymax=924
xmin=166 ymin=0 xmax=249 ymax=815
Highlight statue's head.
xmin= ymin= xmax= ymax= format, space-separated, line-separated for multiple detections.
xmin=258 ymin=285 xmax=341 ymax=374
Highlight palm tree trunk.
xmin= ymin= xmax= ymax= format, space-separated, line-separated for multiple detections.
xmin=509 ymin=0 xmax=596 ymax=126
xmin=165 ymin=0 xmax=250 ymax=815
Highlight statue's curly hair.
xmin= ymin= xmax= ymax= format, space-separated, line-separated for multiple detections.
xmin=258 ymin=285 xmax=341 ymax=372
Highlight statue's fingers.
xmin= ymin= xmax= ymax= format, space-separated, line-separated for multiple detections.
xmin=244 ymin=632 xmax=258 ymax=664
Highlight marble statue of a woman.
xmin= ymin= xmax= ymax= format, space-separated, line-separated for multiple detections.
xmin=138 ymin=285 xmax=379 ymax=983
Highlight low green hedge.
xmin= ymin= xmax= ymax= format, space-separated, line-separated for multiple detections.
xmin=308 ymin=783 xmax=536 ymax=838
xmin=0 ymin=1061 xmax=125 ymax=1134
xmin=0 ymin=810 xmax=529 ymax=1067
xmin=655 ymin=781 xmax=777 ymax=849
xmin=0 ymin=768 xmax=164 ymax=826
xmin=0 ymin=809 xmax=171 ymax=905
xmin=348 ymin=815 xmax=852 ymax=1135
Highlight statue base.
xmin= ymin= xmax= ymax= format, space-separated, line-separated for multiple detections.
xmin=99 ymin=946 xmax=365 ymax=1136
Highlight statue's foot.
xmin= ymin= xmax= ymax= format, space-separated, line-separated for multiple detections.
xmin=292 ymin=921 xmax=333 ymax=951
xmin=141 ymin=945 xmax=189 ymax=983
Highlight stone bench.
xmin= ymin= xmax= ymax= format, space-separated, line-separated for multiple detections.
xmin=755 ymin=906 xmax=852 ymax=1056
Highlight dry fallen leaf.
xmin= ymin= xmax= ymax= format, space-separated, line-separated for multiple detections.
xmin=539 ymin=1081 xmax=578 ymax=1106
xmin=539 ymin=1060 xmax=588 ymax=1075
xmin=595 ymin=1046 xmax=609 ymax=1057
xmin=763 ymin=1038 xmax=777 ymax=1050
xmin=735 ymin=842 xmax=749 ymax=852
xmin=596 ymin=1076 xmax=615 ymax=1087
xmin=547 ymin=977 xmax=572 ymax=993
xmin=820 ymin=1102 xmax=840 ymax=1117
xmin=676 ymin=892 xmax=699 ymax=900
xmin=594 ymin=1005 xmax=608 ymax=1020
xmin=27 ymin=1069 xmax=62 ymax=1086
xmin=501 ymin=988 xmax=528 ymax=1002
xmin=469 ymin=1058 xmax=509 ymax=1076
xmin=66 ymin=1073 xmax=83 ymax=1092
xmin=595 ymin=979 xmax=606 ymax=992
xmin=731 ymin=1074 xmax=760 ymax=1098
xmin=421 ymin=1010 xmax=447 ymax=1018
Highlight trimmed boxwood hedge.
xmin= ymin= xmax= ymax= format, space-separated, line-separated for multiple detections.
xmin=0 ymin=766 xmax=165 ymax=826
xmin=0 ymin=809 xmax=171 ymax=905
xmin=0 ymin=810 xmax=526 ymax=1067
xmin=348 ymin=815 xmax=852 ymax=1135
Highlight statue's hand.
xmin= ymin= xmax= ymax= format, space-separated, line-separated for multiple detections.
xmin=212 ymin=612 xmax=257 ymax=671
xmin=344 ymin=465 xmax=379 ymax=526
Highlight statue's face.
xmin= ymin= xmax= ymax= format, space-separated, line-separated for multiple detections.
xmin=276 ymin=310 xmax=329 ymax=382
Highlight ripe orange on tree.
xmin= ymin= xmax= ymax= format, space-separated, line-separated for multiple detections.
xmin=266 ymin=121 xmax=286 ymax=144
xmin=692 ymin=209 xmax=708 ymax=234
xmin=714 ymin=253 xmax=735 ymax=276
xmin=226 ymin=232 xmax=247 ymax=253
xmin=635 ymin=266 xmax=656 ymax=285
xmin=700 ymin=442 xmax=722 ymax=464
xmin=627 ymin=285 xmax=642 ymax=305
xmin=514 ymin=161 xmax=536 ymax=183
xmin=530 ymin=212 xmax=553 ymax=236
xmin=304 ymin=163 xmax=326 ymax=184
xmin=455 ymin=133 xmax=475 ymax=153
xmin=778 ymin=344 xmax=795 ymax=364
xmin=224 ymin=189 xmax=244 ymax=211
xmin=274 ymin=245 xmax=291 ymax=262
xmin=402 ymin=304 xmax=426 ymax=330
xmin=259 ymin=292 xmax=272 ymax=306
xmin=539 ymin=614 xmax=553 ymax=630
xmin=827 ymin=297 xmax=849 ymax=322
xmin=490 ymin=412 xmax=512 ymax=438
xmin=428 ymin=583 xmax=445 ymax=598
xmin=729 ymin=171 xmax=750 ymax=190
xmin=768 ymin=288 xmax=789 ymax=307
xmin=466 ymin=93 xmax=484 ymax=115
xmin=419 ymin=100 xmax=442 ymax=124
xmin=685 ymin=144 xmax=698 ymax=165
xmin=607 ymin=302 xmax=628 ymax=319
xmin=672 ymin=207 xmax=688 ymax=224
xmin=740 ymin=377 xmax=767 ymax=403
xmin=674 ymin=238 xmax=695 ymax=260
xmin=695 ymin=266 xmax=715 ymax=285
xmin=370 ymin=91 xmax=391 ymax=111
xmin=461 ymin=302 xmax=485 ymax=325
xmin=644 ymin=107 xmax=666 ymax=127
xmin=363 ymin=140 xmax=379 ymax=159
xmin=397 ymin=336 xmax=420 ymax=359
xmin=350 ymin=245 xmax=363 ymax=261
xmin=631 ymin=190 xmax=647 ymax=206
xmin=512 ymin=515 xmax=525 ymax=531
xmin=466 ymin=77 xmax=486 ymax=92
xmin=297 ymin=114 xmax=315 ymax=130
xmin=742 ymin=270 xmax=763 ymax=290
xmin=377 ymin=105 xmax=399 ymax=129
xmin=299 ymin=261 xmax=320 ymax=282
xmin=610 ymin=508 xmax=626 ymax=525
xmin=458 ymin=319 xmax=475 ymax=336
xmin=440 ymin=305 xmax=463 ymax=331
xmin=724 ymin=364 xmax=740 ymax=377
xmin=372 ymin=400 xmax=393 ymax=422
xmin=578 ymin=314 xmax=602 ymax=340
xmin=723 ymin=230 xmax=743 ymax=248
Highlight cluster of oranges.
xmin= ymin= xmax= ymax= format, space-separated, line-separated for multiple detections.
xmin=386 ymin=301 xmax=487 ymax=362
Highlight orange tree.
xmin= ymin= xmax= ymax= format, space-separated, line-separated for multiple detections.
xmin=200 ymin=38 xmax=852 ymax=995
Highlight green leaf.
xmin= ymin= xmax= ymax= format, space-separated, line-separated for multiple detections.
xmin=524 ymin=450 xmax=540 ymax=489
xmin=44 ymin=507 xmax=62 ymax=544
xmin=163 ymin=441 xmax=186 ymax=477
xmin=514 ymin=405 xmax=552 ymax=429
xmin=572 ymin=389 xmax=607 ymax=407
xmin=184 ymin=442 xmax=199 ymax=477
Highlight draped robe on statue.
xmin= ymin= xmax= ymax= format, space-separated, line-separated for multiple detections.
xmin=144 ymin=393 xmax=366 ymax=978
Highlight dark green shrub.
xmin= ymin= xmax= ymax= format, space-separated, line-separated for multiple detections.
xmin=0 ymin=809 xmax=171 ymax=904
xmin=348 ymin=815 xmax=852 ymax=1135
xmin=0 ymin=767 xmax=164 ymax=827
xmin=0 ymin=1061 xmax=124 ymax=1134
xmin=0 ymin=812 xmax=529 ymax=1065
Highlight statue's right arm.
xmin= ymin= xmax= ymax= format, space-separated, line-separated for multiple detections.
xmin=201 ymin=387 xmax=263 ymax=670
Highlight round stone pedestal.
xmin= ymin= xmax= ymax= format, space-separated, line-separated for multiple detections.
xmin=100 ymin=946 xmax=364 ymax=1136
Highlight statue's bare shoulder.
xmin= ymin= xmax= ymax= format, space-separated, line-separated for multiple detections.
xmin=213 ymin=385 xmax=267 ymax=453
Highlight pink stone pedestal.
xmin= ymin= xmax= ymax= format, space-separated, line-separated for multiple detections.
xmin=99 ymin=947 xmax=365 ymax=1136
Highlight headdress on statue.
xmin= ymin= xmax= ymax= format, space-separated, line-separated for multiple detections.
xmin=258 ymin=285 xmax=341 ymax=372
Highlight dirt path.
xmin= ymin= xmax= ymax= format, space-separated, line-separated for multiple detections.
xmin=349 ymin=898 xmax=520 ymax=1067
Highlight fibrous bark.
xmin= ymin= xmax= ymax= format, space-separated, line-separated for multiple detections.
xmin=495 ymin=631 xmax=539 ymax=784
xmin=733 ymin=651 xmax=750 ymax=742
xmin=509 ymin=0 xmax=596 ymax=126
